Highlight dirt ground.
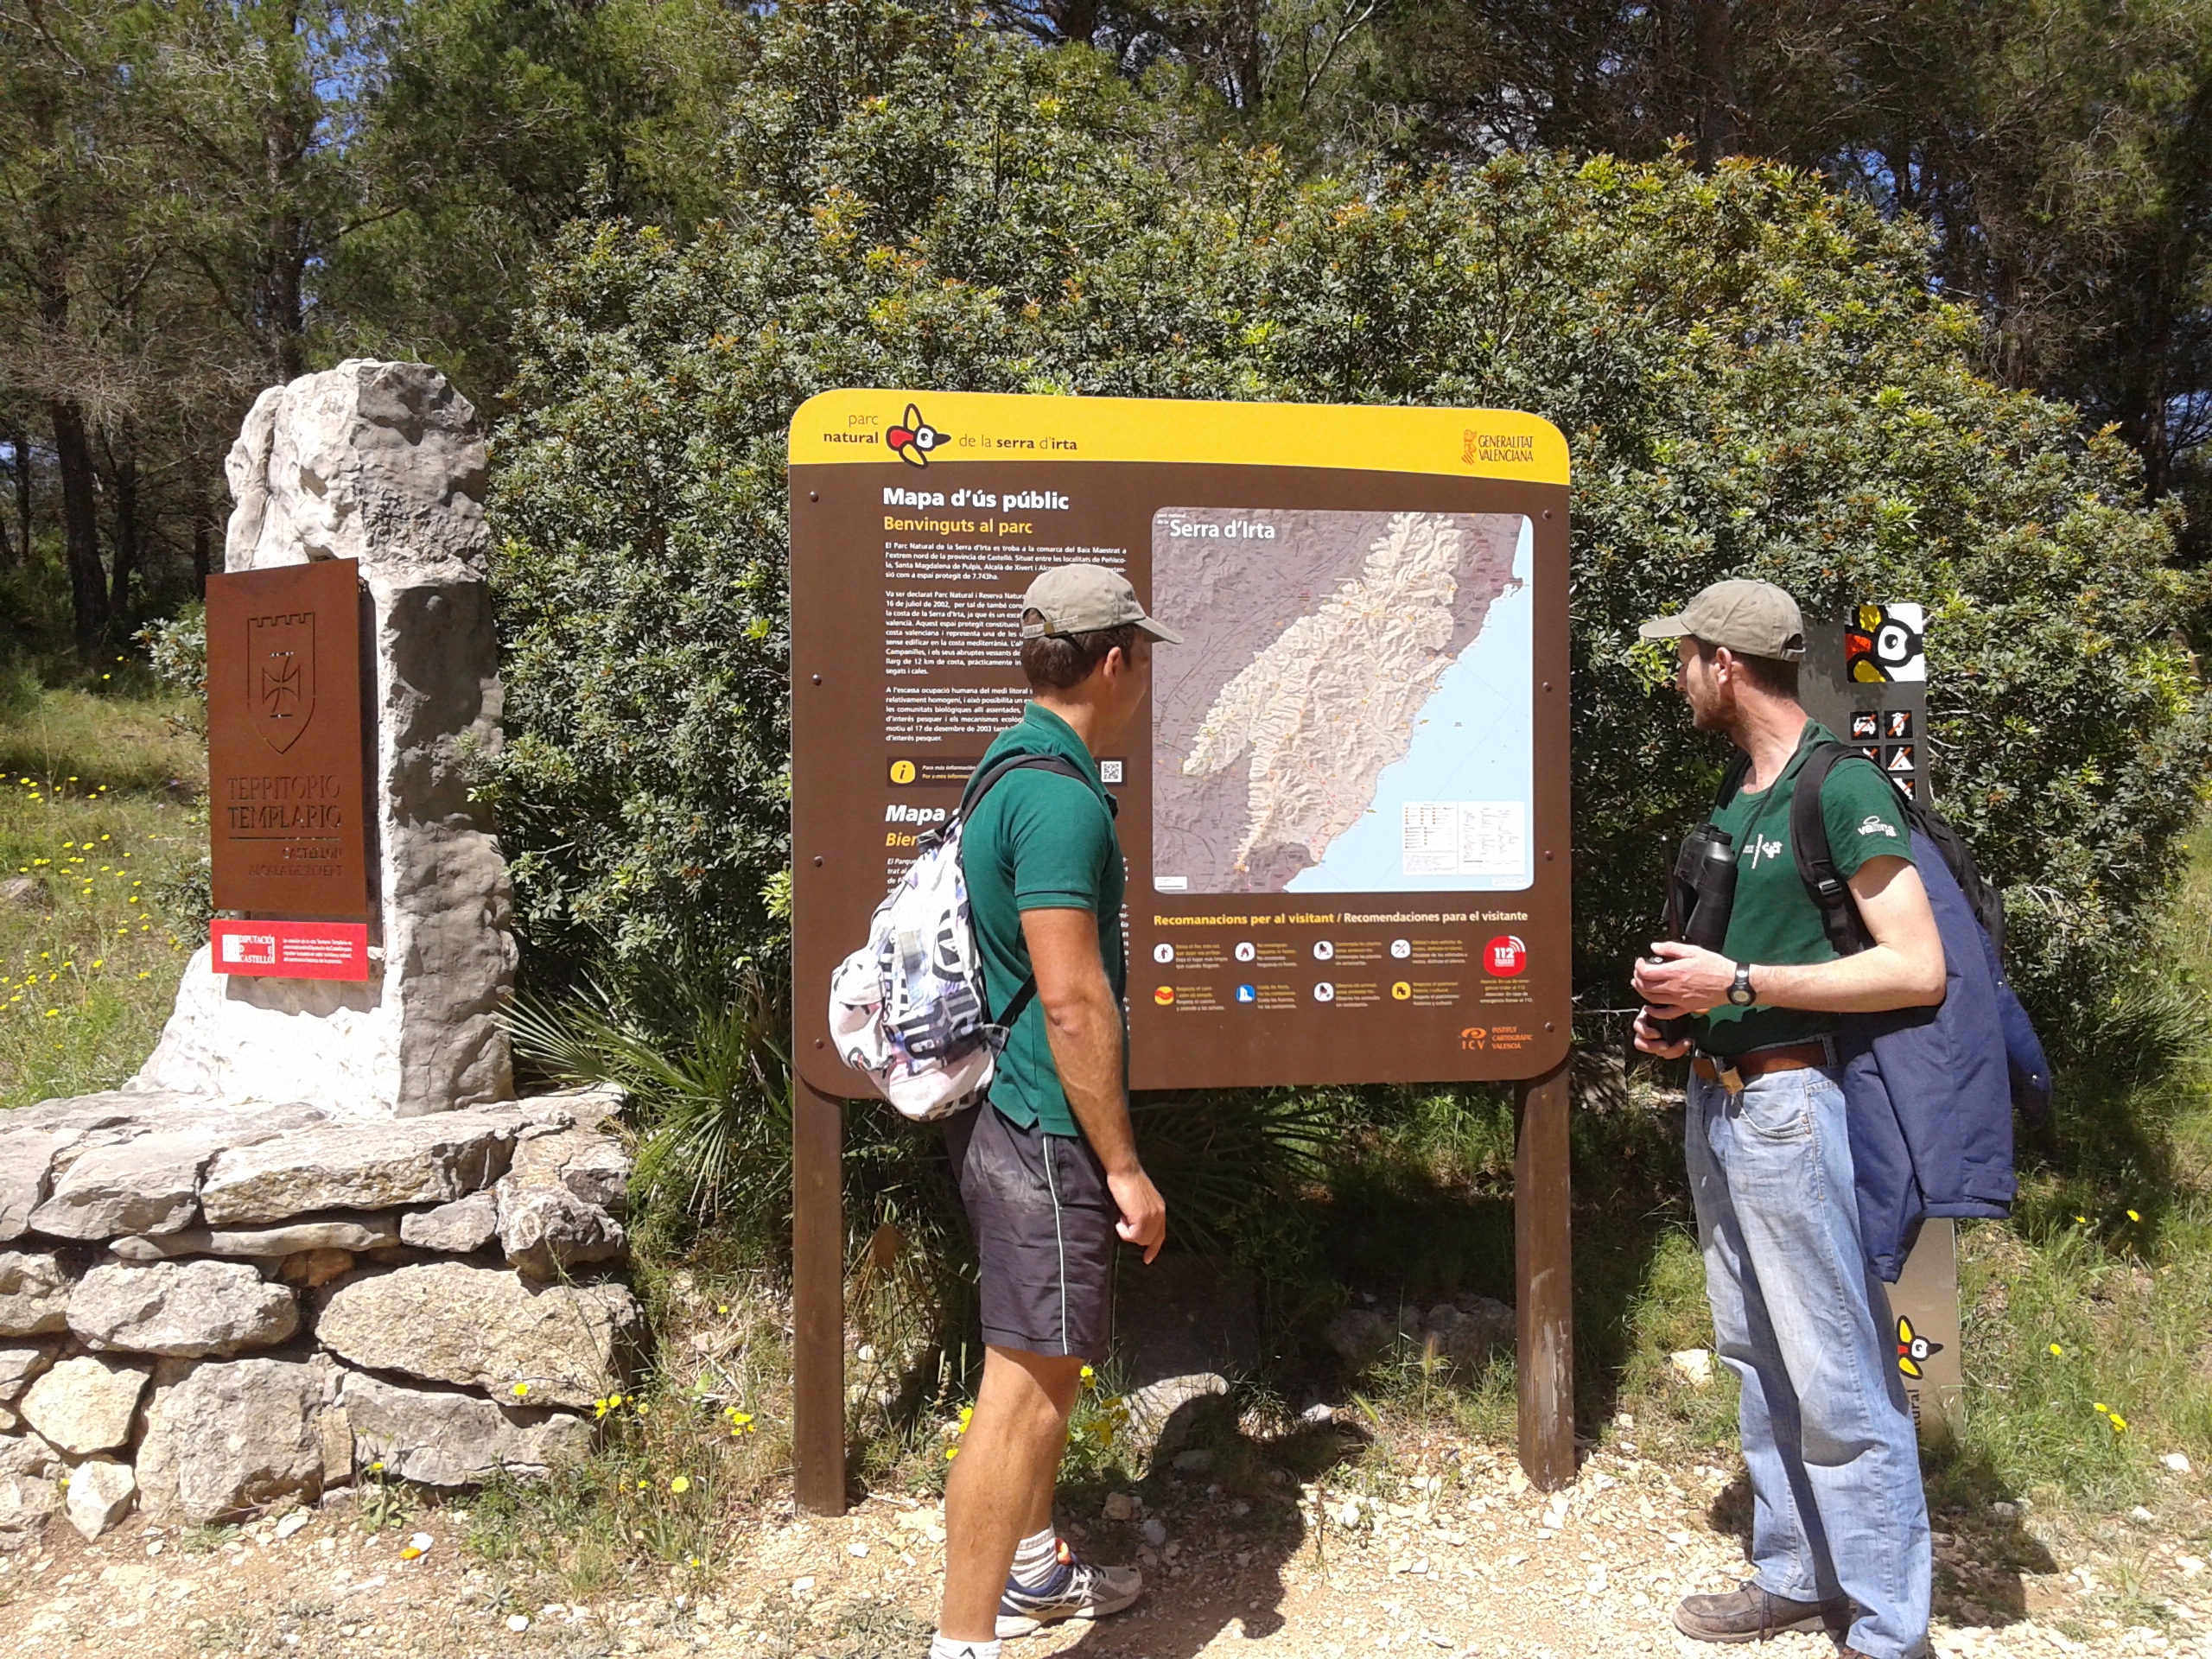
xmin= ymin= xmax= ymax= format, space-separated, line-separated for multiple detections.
xmin=0 ymin=1430 xmax=2205 ymax=1659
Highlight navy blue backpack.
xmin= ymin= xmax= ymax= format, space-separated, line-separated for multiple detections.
xmin=1786 ymin=743 xmax=2049 ymax=1280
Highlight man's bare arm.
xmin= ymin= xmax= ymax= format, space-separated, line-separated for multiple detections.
xmin=1632 ymin=855 xmax=1946 ymax=1026
xmin=1020 ymin=906 xmax=1166 ymax=1262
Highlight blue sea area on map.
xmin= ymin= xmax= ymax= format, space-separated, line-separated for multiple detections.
xmin=1287 ymin=516 xmax=1535 ymax=893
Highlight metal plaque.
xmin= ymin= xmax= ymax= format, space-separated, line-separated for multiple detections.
xmin=206 ymin=559 xmax=372 ymax=920
xmin=790 ymin=391 xmax=1573 ymax=1096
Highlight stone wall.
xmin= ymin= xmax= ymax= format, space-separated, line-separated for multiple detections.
xmin=0 ymin=1084 xmax=633 ymax=1544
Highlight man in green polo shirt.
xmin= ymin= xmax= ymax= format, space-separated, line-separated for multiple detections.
xmin=1630 ymin=580 xmax=1946 ymax=1659
xmin=933 ymin=564 xmax=1173 ymax=1659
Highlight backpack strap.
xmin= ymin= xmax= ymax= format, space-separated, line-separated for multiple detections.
xmin=957 ymin=751 xmax=1102 ymax=1030
xmin=1713 ymin=748 xmax=1753 ymax=810
xmin=1791 ymin=741 xmax=1876 ymax=957
xmin=957 ymin=751 xmax=1091 ymax=821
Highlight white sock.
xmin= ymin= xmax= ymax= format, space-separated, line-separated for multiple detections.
xmin=931 ymin=1636 xmax=1002 ymax=1659
xmin=1010 ymin=1524 xmax=1060 ymax=1586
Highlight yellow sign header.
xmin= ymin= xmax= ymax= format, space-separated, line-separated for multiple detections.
xmin=788 ymin=390 xmax=1569 ymax=485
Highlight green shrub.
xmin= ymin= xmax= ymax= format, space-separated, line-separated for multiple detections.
xmin=487 ymin=0 xmax=2211 ymax=1048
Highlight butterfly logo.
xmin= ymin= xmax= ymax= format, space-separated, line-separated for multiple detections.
xmin=886 ymin=404 xmax=947 ymax=468
xmin=1896 ymin=1313 xmax=1944 ymax=1379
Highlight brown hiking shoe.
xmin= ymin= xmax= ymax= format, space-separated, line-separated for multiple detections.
xmin=1672 ymin=1585 xmax=1852 ymax=1643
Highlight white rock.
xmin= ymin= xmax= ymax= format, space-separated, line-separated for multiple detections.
xmin=398 ymin=1192 xmax=499 ymax=1253
xmin=63 ymin=1458 xmax=135 ymax=1541
xmin=0 ymin=1474 xmax=57 ymax=1544
xmin=495 ymin=1166 xmax=626 ymax=1281
xmin=67 ymin=1260 xmax=299 ymax=1357
xmin=29 ymin=1128 xmax=226 ymax=1240
xmin=0 ymin=1253 xmax=70 ymax=1337
xmin=509 ymin=1126 xmax=631 ymax=1217
xmin=1103 ymin=1492 xmax=1139 ymax=1521
xmin=2163 ymin=1452 xmax=2192 ymax=1474
xmin=112 ymin=1212 xmax=401 ymax=1262
xmin=315 ymin=1260 xmax=639 ymax=1409
xmin=274 ymin=1510 xmax=309 ymax=1539
xmin=0 ymin=1346 xmax=54 ymax=1402
xmin=1669 ymin=1349 xmax=1715 ymax=1389
xmin=132 ymin=359 xmax=513 ymax=1118
xmin=18 ymin=1355 xmax=150 ymax=1454
xmin=338 ymin=1371 xmax=593 ymax=1485
xmin=1139 ymin=1517 xmax=1168 ymax=1547
xmin=1122 ymin=1371 xmax=1228 ymax=1456
xmin=135 ymin=1357 xmax=329 ymax=1523
xmin=199 ymin=1114 xmax=519 ymax=1224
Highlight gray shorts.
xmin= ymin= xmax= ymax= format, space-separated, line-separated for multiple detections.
xmin=946 ymin=1103 xmax=1116 ymax=1361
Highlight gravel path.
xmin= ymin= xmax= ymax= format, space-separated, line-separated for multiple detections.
xmin=0 ymin=1433 xmax=2202 ymax=1658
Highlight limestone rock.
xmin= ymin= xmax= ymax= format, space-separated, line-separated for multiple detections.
xmin=340 ymin=1371 xmax=592 ymax=1485
xmin=19 ymin=1355 xmax=149 ymax=1453
xmin=0 ymin=1434 xmax=61 ymax=1478
xmin=0 ymin=1475 xmax=56 ymax=1545
xmin=0 ymin=1345 xmax=54 ymax=1402
xmin=1122 ymin=1372 xmax=1229 ymax=1457
xmin=1421 ymin=1295 xmax=1516 ymax=1372
xmin=0 ymin=1128 xmax=65 ymax=1244
xmin=316 ymin=1261 xmax=639 ymax=1410
xmin=112 ymin=1211 xmax=401 ymax=1262
xmin=68 ymin=1260 xmax=298 ymax=1357
xmin=495 ymin=1169 xmax=625 ymax=1281
xmin=0 ymin=875 xmax=50 ymax=911
xmin=0 ymin=1253 xmax=71 ymax=1337
xmin=135 ymin=1357 xmax=327 ymax=1522
xmin=399 ymin=1192 xmax=498 ymax=1254
xmin=510 ymin=1123 xmax=631 ymax=1217
xmin=29 ymin=1128 xmax=223 ymax=1239
xmin=199 ymin=1114 xmax=518 ymax=1225
xmin=63 ymin=1458 xmax=135 ymax=1541
xmin=133 ymin=359 xmax=514 ymax=1118
xmin=1321 ymin=1306 xmax=1393 ymax=1368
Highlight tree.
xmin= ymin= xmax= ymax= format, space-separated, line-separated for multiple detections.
xmin=488 ymin=1 xmax=2212 ymax=1051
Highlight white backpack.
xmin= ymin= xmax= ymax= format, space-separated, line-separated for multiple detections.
xmin=829 ymin=753 xmax=1088 ymax=1121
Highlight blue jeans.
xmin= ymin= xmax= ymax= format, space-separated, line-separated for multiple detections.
xmin=1686 ymin=1060 xmax=1931 ymax=1658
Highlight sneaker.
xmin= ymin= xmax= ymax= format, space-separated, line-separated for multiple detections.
xmin=996 ymin=1541 xmax=1143 ymax=1638
xmin=1672 ymin=1585 xmax=1851 ymax=1643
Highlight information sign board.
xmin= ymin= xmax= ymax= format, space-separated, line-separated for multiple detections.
xmin=205 ymin=560 xmax=372 ymax=921
xmin=789 ymin=391 xmax=1573 ymax=1093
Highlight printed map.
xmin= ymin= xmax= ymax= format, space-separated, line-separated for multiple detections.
xmin=1150 ymin=508 xmax=1528 ymax=893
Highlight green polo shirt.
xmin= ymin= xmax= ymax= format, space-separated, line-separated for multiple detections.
xmin=959 ymin=703 xmax=1125 ymax=1136
xmin=1697 ymin=721 xmax=1916 ymax=1057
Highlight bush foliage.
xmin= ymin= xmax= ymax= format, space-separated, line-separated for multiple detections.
xmin=487 ymin=0 xmax=2211 ymax=1043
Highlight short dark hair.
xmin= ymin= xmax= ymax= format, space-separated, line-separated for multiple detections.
xmin=1021 ymin=624 xmax=1138 ymax=692
xmin=1695 ymin=637 xmax=1799 ymax=698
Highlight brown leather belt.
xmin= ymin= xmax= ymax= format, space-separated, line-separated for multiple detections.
xmin=1692 ymin=1040 xmax=1831 ymax=1090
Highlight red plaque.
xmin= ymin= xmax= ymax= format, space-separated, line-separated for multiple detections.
xmin=205 ymin=560 xmax=372 ymax=919
xmin=211 ymin=919 xmax=370 ymax=981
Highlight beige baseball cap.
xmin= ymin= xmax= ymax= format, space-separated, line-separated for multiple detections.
xmin=1020 ymin=563 xmax=1183 ymax=645
xmin=1638 ymin=579 xmax=1807 ymax=662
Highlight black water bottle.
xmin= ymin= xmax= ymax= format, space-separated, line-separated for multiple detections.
xmin=1649 ymin=823 xmax=1738 ymax=1045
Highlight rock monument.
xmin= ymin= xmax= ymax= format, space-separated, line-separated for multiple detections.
xmin=134 ymin=359 xmax=515 ymax=1116
xmin=0 ymin=363 xmax=632 ymax=1546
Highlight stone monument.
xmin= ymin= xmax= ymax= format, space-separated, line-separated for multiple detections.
xmin=133 ymin=359 xmax=516 ymax=1116
xmin=0 ymin=363 xmax=633 ymax=1545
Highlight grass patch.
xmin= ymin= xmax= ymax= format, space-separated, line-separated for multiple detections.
xmin=0 ymin=678 xmax=208 ymax=1108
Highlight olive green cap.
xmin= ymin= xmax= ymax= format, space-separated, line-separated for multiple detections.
xmin=1020 ymin=563 xmax=1183 ymax=645
xmin=1638 ymin=579 xmax=1807 ymax=662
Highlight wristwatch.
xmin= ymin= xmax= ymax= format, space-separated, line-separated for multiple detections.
xmin=1727 ymin=963 xmax=1757 ymax=1007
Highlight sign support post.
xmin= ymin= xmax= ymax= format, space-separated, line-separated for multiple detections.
xmin=1514 ymin=1059 xmax=1575 ymax=1490
xmin=792 ymin=1080 xmax=848 ymax=1516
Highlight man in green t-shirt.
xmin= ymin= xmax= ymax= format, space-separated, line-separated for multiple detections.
xmin=933 ymin=565 xmax=1174 ymax=1659
xmin=1630 ymin=581 xmax=1946 ymax=1659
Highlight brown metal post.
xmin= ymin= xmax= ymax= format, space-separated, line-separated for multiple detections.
xmin=1515 ymin=1058 xmax=1575 ymax=1490
xmin=791 ymin=1078 xmax=846 ymax=1515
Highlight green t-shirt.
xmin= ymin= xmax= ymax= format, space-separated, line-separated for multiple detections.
xmin=1696 ymin=721 xmax=1916 ymax=1057
xmin=959 ymin=703 xmax=1126 ymax=1136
